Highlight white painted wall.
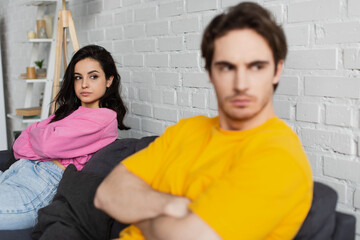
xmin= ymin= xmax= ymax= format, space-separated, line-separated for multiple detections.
xmin=2 ymin=0 xmax=360 ymax=237
xmin=0 ymin=25 xmax=7 ymax=150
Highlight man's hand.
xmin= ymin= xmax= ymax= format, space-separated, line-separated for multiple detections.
xmin=164 ymin=197 xmax=191 ymax=218
xmin=94 ymin=163 xmax=190 ymax=223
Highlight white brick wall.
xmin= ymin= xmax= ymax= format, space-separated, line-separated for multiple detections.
xmin=3 ymin=0 xmax=360 ymax=236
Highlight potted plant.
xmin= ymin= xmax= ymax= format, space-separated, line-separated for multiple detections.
xmin=34 ymin=59 xmax=46 ymax=78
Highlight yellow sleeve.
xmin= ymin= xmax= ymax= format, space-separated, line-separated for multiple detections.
xmin=122 ymin=122 xmax=176 ymax=185
xmin=188 ymin=147 xmax=313 ymax=240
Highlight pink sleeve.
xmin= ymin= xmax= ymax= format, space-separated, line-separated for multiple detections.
xmin=13 ymin=108 xmax=118 ymax=160
xmin=13 ymin=116 xmax=54 ymax=160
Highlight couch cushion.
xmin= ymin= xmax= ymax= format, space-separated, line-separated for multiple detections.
xmin=295 ymin=182 xmax=337 ymax=240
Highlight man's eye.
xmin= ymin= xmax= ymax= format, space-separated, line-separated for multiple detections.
xmin=251 ymin=65 xmax=263 ymax=71
xmin=220 ymin=65 xmax=233 ymax=71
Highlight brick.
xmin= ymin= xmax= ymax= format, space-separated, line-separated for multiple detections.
xmin=135 ymin=7 xmax=157 ymax=22
xmin=177 ymin=91 xmax=190 ymax=106
xmin=288 ymin=0 xmax=340 ymax=23
xmin=348 ymin=0 xmax=360 ymax=17
xmin=183 ymin=72 xmax=212 ymax=88
xmin=170 ymin=53 xmax=198 ymax=68
xmin=134 ymin=39 xmax=156 ymax=52
xmin=163 ymin=90 xmax=176 ymax=105
xmin=146 ymin=21 xmax=169 ymax=36
xmin=159 ymin=1 xmax=184 ymax=18
xmin=155 ymin=72 xmax=181 ymax=86
xmin=344 ymin=48 xmax=360 ymax=70
xmin=274 ymin=100 xmax=291 ymax=120
xmin=115 ymin=11 xmax=129 ymax=25
xmin=316 ymin=22 xmax=360 ymax=44
xmin=187 ymin=0 xmax=217 ymax=13
xmin=132 ymin=72 xmax=153 ymax=84
xmin=296 ymin=103 xmax=320 ymax=123
xmin=182 ymin=110 xmax=207 ymax=118
xmin=301 ymin=129 xmax=354 ymax=155
xmin=139 ymin=88 xmax=151 ymax=101
xmin=154 ymin=107 xmax=178 ymax=121
xmin=142 ymin=118 xmax=164 ymax=135
xmin=118 ymin=130 xmax=131 ymax=139
xmin=159 ymin=37 xmax=184 ymax=51
xmin=146 ymin=54 xmax=169 ymax=67
xmin=265 ymin=4 xmax=284 ymax=23
xmin=276 ymin=76 xmax=300 ymax=96
xmin=209 ymin=93 xmax=218 ymax=110
xmin=124 ymin=54 xmax=143 ymax=67
xmin=119 ymin=71 xmax=131 ymax=83
xmin=284 ymin=25 xmax=310 ymax=46
xmin=114 ymin=40 xmax=133 ymax=53
xmin=88 ymin=1 xmax=103 ymax=15
xmin=286 ymin=49 xmax=337 ymax=70
xmin=132 ymin=102 xmax=152 ymax=117
xmin=354 ymin=188 xmax=360 ymax=209
xmin=124 ymin=24 xmax=145 ymax=39
xmin=124 ymin=116 xmax=141 ymax=130
xmin=89 ymin=29 xmax=104 ymax=42
xmin=202 ymin=13 xmax=218 ymax=30
xmin=123 ymin=0 xmax=140 ymax=7
xmin=324 ymin=157 xmax=360 ymax=182
xmin=304 ymin=77 xmax=360 ymax=99
xmin=104 ymin=0 xmax=121 ymax=10
xmin=79 ymin=16 xmax=96 ymax=30
xmin=192 ymin=92 xmax=206 ymax=108
xmin=105 ymin=27 xmax=123 ymax=40
xmin=306 ymin=153 xmax=321 ymax=176
xmin=151 ymin=89 xmax=162 ymax=104
xmin=96 ymin=14 xmax=113 ymax=28
xmin=221 ymin=0 xmax=257 ymax=8
xmin=186 ymin=34 xmax=201 ymax=50
xmin=325 ymin=104 xmax=353 ymax=127
xmin=126 ymin=86 xmax=138 ymax=99
xmin=172 ymin=18 xmax=200 ymax=34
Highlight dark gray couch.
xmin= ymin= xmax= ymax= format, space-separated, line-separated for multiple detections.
xmin=0 ymin=137 xmax=356 ymax=239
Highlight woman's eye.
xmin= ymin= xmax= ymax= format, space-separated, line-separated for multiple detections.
xmin=74 ymin=76 xmax=82 ymax=80
xmin=90 ymin=75 xmax=98 ymax=79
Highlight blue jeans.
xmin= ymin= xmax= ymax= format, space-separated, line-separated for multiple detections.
xmin=0 ymin=159 xmax=64 ymax=230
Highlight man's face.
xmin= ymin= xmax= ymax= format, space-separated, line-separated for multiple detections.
xmin=209 ymin=29 xmax=283 ymax=131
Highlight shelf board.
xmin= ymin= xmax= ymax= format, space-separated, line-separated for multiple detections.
xmin=7 ymin=113 xmax=41 ymax=124
xmin=25 ymin=78 xmax=48 ymax=83
xmin=28 ymin=38 xmax=54 ymax=43
xmin=23 ymin=0 xmax=64 ymax=7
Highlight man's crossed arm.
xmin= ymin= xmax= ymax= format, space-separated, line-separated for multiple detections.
xmin=94 ymin=163 xmax=221 ymax=240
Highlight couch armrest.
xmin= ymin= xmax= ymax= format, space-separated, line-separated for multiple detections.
xmin=0 ymin=150 xmax=11 ymax=171
xmin=332 ymin=212 xmax=356 ymax=240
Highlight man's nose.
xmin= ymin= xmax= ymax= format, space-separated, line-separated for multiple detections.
xmin=234 ymin=69 xmax=249 ymax=92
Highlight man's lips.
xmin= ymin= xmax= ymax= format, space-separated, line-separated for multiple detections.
xmin=231 ymin=98 xmax=251 ymax=107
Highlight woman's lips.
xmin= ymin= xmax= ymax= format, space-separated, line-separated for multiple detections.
xmin=81 ymin=92 xmax=91 ymax=96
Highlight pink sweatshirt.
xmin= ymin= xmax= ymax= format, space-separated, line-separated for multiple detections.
xmin=13 ymin=106 xmax=118 ymax=170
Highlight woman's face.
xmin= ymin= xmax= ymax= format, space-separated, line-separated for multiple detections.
xmin=73 ymin=58 xmax=113 ymax=108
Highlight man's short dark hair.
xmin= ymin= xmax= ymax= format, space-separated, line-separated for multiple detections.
xmin=201 ymin=2 xmax=287 ymax=79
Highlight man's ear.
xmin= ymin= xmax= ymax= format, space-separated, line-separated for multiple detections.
xmin=272 ymin=60 xmax=284 ymax=85
xmin=106 ymin=76 xmax=114 ymax=87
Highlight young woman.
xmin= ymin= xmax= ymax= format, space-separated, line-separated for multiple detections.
xmin=0 ymin=45 xmax=129 ymax=230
